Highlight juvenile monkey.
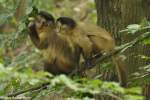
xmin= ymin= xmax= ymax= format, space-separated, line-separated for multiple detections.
xmin=56 ymin=17 xmax=127 ymax=87
xmin=56 ymin=17 xmax=93 ymax=61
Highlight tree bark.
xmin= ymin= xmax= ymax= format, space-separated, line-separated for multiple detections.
xmin=95 ymin=0 xmax=150 ymax=100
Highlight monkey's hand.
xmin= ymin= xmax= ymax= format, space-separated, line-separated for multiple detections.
xmin=84 ymin=59 xmax=96 ymax=69
xmin=28 ymin=21 xmax=39 ymax=39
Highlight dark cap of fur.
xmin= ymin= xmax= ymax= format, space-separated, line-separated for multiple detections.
xmin=38 ymin=11 xmax=55 ymax=23
xmin=57 ymin=17 xmax=76 ymax=29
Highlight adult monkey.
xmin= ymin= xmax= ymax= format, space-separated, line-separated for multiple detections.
xmin=56 ymin=17 xmax=127 ymax=87
xmin=28 ymin=11 xmax=55 ymax=49
xmin=28 ymin=11 xmax=92 ymax=75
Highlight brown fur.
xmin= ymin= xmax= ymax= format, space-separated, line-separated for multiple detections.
xmin=28 ymin=21 xmax=81 ymax=74
xmin=80 ymin=23 xmax=127 ymax=87
xmin=57 ymin=20 xmax=127 ymax=86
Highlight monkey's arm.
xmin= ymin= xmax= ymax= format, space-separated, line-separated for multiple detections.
xmin=28 ymin=22 xmax=48 ymax=49
xmin=74 ymin=33 xmax=93 ymax=61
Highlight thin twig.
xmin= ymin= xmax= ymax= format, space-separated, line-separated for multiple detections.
xmin=7 ymin=82 xmax=49 ymax=97
xmin=129 ymin=72 xmax=150 ymax=81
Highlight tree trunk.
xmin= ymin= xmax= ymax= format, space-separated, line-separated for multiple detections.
xmin=95 ymin=0 xmax=150 ymax=100
xmin=14 ymin=0 xmax=28 ymax=21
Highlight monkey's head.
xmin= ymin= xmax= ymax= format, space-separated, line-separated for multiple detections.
xmin=28 ymin=11 xmax=55 ymax=33
xmin=56 ymin=17 xmax=76 ymax=34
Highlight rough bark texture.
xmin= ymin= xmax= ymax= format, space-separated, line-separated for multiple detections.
xmin=14 ymin=0 xmax=27 ymax=21
xmin=95 ymin=0 xmax=150 ymax=100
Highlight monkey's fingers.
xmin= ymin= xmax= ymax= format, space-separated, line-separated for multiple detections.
xmin=83 ymin=59 xmax=96 ymax=69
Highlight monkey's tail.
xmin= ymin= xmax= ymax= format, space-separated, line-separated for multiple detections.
xmin=112 ymin=55 xmax=127 ymax=87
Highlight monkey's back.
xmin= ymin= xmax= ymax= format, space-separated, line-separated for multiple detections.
xmin=79 ymin=23 xmax=115 ymax=53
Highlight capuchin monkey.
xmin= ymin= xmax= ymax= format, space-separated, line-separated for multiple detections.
xmin=56 ymin=17 xmax=127 ymax=87
xmin=28 ymin=11 xmax=55 ymax=49
xmin=27 ymin=11 xmax=92 ymax=75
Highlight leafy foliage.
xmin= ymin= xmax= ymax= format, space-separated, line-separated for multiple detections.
xmin=0 ymin=0 xmax=149 ymax=100
xmin=0 ymin=63 xmax=143 ymax=100
xmin=119 ymin=19 xmax=150 ymax=90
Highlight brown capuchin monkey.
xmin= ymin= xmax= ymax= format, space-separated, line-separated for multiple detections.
xmin=27 ymin=11 xmax=92 ymax=75
xmin=56 ymin=17 xmax=127 ymax=87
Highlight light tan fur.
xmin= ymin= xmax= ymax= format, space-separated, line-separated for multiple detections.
xmin=80 ymin=23 xmax=127 ymax=87
xmin=57 ymin=21 xmax=127 ymax=86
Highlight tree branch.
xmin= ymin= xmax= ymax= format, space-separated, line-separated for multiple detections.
xmin=7 ymin=82 xmax=49 ymax=97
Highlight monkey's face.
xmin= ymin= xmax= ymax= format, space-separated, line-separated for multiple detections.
xmin=56 ymin=21 xmax=71 ymax=35
xmin=56 ymin=17 xmax=76 ymax=35
xmin=28 ymin=11 xmax=55 ymax=34
xmin=35 ymin=15 xmax=47 ymax=29
xmin=34 ymin=15 xmax=55 ymax=33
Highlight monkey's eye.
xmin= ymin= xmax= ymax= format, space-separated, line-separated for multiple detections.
xmin=34 ymin=16 xmax=45 ymax=29
xmin=36 ymin=16 xmax=46 ymax=25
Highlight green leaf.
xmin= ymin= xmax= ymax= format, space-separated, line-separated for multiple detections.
xmin=140 ymin=18 xmax=150 ymax=27
xmin=102 ymin=82 xmax=124 ymax=93
xmin=0 ymin=14 xmax=12 ymax=25
xmin=126 ymin=24 xmax=141 ymax=34
xmin=29 ymin=79 xmax=40 ymax=85
xmin=142 ymin=37 xmax=150 ymax=45
xmin=124 ymin=95 xmax=144 ymax=100
xmin=125 ymin=87 xmax=142 ymax=94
